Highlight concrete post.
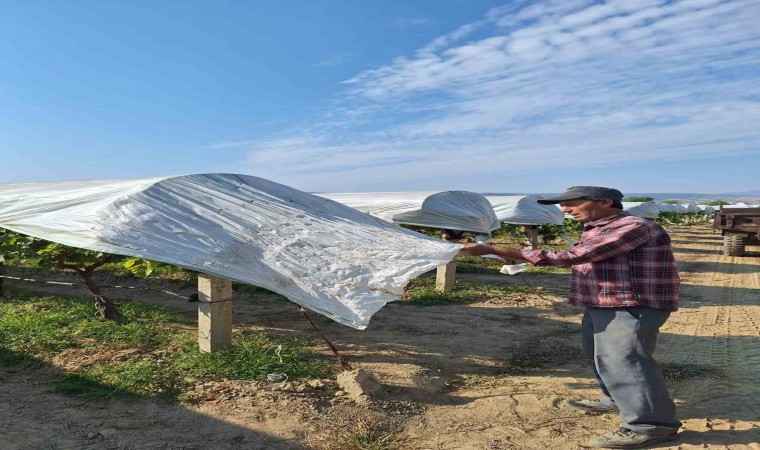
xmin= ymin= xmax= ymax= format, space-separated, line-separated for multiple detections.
xmin=435 ymin=261 xmax=457 ymax=292
xmin=198 ymin=274 xmax=233 ymax=353
xmin=524 ymin=226 xmax=539 ymax=250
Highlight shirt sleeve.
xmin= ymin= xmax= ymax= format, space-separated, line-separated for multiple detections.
xmin=520 ymin=220 xmax=651 ymax=267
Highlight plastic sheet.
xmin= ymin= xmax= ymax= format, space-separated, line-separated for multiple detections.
xmin=622 ymin=202 xmax=662 ymax=219
xmin=0 ymin=174 xmax=461 ymax=329
xmin=318 ymin=191 xmax=499 ymax=233
xmin=319 ymin=192 xmax=564 ymax=227
xmin=486 ymin=195 xmax=565 ymax=225
xmin=388 ymin=191 xmax=500 ymax=233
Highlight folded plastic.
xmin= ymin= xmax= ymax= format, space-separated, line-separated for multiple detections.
xmin=319 ymin=192 xmax=563 ymax=228
xmin=0 ymin=174 xmax=461 ymax=329
xmin=485 ymin=195 xmax=565 ymax=225
xmin=622 ymin=202 xmax=662 ymax=219
xmin=317 ymin=191 xmax=499 ymax=233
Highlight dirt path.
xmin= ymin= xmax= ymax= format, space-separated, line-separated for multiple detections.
xmin=1 ymin=224 xmax=759 ymax=449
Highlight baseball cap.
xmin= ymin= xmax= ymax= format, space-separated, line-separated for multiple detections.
xmin=536 ymin=186 xmax=624 ymax=205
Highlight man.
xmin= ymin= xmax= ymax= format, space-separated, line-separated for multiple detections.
xmin=459 ymin=186 xmax=681 ymax=449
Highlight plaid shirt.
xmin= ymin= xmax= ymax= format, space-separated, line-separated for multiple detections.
xmin=520 ymin=212 xmax=679 ymax=310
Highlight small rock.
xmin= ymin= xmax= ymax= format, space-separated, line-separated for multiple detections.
xmin=87 ymin=432 xmax=98 ymax=439
xmin=419 ymin=376 xmax=448 ymax=394
xmin=98 ymin=428 xmax=116 ymax=438
xmin=307 ymin=379 xmax=326 ymax=389
xmin=334 ymin=390 xmax=346 ymax=397
xmin=354 ymin=394 xmax=371 ymax=405
xmin=295 ymin=384 xmax=309 ymax=393
xmin=336 ymin=369 xmax=384 ymax=400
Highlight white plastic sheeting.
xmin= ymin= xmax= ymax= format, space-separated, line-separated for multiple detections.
xmin=318 ymin=191 xmax=500 ymax=233
xmin=486 ymin=195 xmax=565 ymax=225
xmin=0 ymin=174 xmax=462 ymax=329
xmin=388 ymin=191 xmax=500 ymax=233
xmin=622 ymin=202 xmax=661 ymax=219
xmin=721 ymin=203 xmax=759 ymax=209
xmin=319 ymin=192 xmax=564 ymax=227
xmin=315 ymin=192 xmax=436 ymax=215
xmin=656 ymin=203 xmax=688 ymax=213
xmin=681 ymin=204 xmax=703 ymax=213
xmin=695 ymin=205 xmax=717 ymax=213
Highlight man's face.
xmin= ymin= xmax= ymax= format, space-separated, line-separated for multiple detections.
xmin=559 ymin=198 xmax=610 ymax=223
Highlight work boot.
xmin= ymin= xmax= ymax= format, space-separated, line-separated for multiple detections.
xmin=565 ymin=398 xmax=620 ymax=414
xmin=588 ymin=427 xmax=678 ymax=449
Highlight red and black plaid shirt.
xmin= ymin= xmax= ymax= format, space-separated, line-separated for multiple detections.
xmin=520 ymin=212 xmax=679 ymax=310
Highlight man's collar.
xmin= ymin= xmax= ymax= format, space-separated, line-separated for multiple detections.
xmin=584 ymin=211 xmax=630 ymax=228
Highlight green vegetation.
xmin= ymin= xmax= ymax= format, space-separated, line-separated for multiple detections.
xmin=660 ymin=200 xmax=681 ymax=205
xmin=401 ymin=277 xmax=532 ymax=306
xmin=623 ymin=196 xmax=655 ymax=202
xmin=502 ymin=335 xmax=584 ymax=374
xmin=704 ymin=200 xmax=730 ymax=206
xmin=338 ymin=420 xmax=400 ymax=450
xmin=660 ymin=361 xmax=726 ymax=383
xmin=455 ymin=255 xmax=503 ymax=274
xmin=0 ymin=229 xmax=177 ymax=320
xmin=0 ymin=292 xmax=333 ymax=401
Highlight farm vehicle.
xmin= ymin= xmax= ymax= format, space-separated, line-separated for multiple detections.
xmin=713 ymin=207 xmax=760 ymax=256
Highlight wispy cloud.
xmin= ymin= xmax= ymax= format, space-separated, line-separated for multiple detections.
xmin=239 ymin=0 xmax=760 ymax=191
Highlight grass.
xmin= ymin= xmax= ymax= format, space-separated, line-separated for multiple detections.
xmin=0 ymin=292 xmax=334 ymax=401
xmin=525 ymin=265 xmax=572 ymax=274
xmin=502 ymin=335 xmax=584 ymax=374
xmin=337 ymin=420 xmax=400 ymax=450
xmin=401 ymin=277 xmax=533 ymax=306
xmin=660 ymin=361 xmax=726 ymax=383
xmin=454 ymin=256 xmax=503 ymax=274
xmin=545 ymin=325 xmax=582 ymax=337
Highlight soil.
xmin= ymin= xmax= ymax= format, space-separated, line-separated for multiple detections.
xmin=1 ymin=224 xmax=759 ymax=449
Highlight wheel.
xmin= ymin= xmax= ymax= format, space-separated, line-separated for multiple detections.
xmin=723 ymin=233 xmax=746 ymax=256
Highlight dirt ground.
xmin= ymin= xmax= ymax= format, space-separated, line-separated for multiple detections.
xmin=1 ymin=224 xmax=759 ymax=449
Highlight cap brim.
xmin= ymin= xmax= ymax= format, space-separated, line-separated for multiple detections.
xmin=536 ymin=195 xmax=584 ymax=205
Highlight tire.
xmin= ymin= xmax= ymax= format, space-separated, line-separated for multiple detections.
xmin=723 ymin=233 xmax=746 ymax=256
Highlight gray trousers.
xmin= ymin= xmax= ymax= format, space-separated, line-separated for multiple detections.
xmin=582 ymin=306 xmax=682 ymax=435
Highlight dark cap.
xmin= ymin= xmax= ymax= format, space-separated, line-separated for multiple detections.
xmin=536 ymin=186 xmax=624 ymax=205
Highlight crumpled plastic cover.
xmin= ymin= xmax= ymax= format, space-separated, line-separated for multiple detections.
xmin=381 ymin=191 xmax=500 ymax=233
xmin=656 ymin=203 xmax=688 ymax=213
xmin=622 ymin=202 xmax=662 ymax=219
xmin=695 ymin=205 xmax=716 ymax=213
xmin=485 ymin=195 xmax=565 ymax=225
xmin=319 ymin=192 xmax=564 ymax=227
xmin=0 ymin=174 xmax=461 ymax=329
xmin=318 ymin=191 xmax=499 ymax=233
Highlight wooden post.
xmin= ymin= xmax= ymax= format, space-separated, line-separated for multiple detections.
xmin=524 ymin=226 xmax=539 ymax=250
xmin=198 ymin=274 xmax=233 ymax=353
xmin=436 ymin=261 xmax=457 ymax=292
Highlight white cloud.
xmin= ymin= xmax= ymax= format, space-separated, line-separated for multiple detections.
xmin=236 ymin=0 xmax=760 ymax=191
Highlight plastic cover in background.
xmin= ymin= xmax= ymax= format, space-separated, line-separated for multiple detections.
xmin=315 ymin=192 xmax=437 ymax=214
xmin=0 ymin=174 xmax=461 ymax=329
xmin=486 ymin=195 xmax=565 ymax=225
xmin=386 ymin=191 xmax=500 ymax=233
xmin=318 ymin=191 xmax=500 ymax=233
xmin=657 ymin=203 xmax=688 ymax=213
xmin=695 ymin=205 xmax=717 ymax=213
xmin=622 ymin=202 xmax=662 ymax=219
xmin=681 ymin=204 xmax=703 ymax=213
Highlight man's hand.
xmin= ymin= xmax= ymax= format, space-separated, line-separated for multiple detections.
xmin=458 ymin=242 xmax=493 ymax=257
xmin=458 ymin=243 xmax=523 ymax=265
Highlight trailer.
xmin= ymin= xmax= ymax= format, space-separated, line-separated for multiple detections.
xmin=713 ymin=207 xmax=760 ymax=256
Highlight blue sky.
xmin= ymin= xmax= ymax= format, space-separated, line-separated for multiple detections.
xmin=1 ymin=0 xmax=759 ymax=194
